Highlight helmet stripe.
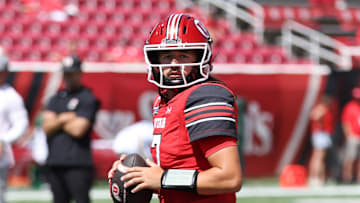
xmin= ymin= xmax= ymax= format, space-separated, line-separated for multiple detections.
xmin=169 ymin=14 xmax=179 ymax=40
xmin=166 ymin=14 xmax=174 ymax=40
xmin=166 ymin=14 xmax=184 ymax=40
xmin=174 ymin=14 xmax=183 ymax=40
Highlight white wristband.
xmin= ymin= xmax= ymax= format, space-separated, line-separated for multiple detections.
xmin=161 ymin=169 xmax=199 ymax=193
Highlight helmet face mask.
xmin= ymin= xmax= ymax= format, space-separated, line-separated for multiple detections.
xmin=144 ymin=14 xmax=213 ymax=89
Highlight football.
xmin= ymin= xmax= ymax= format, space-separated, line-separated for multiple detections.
xmin=110 ymin=153 xmax=153 ymax=203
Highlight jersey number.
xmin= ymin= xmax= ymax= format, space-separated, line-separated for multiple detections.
xmin=151 ymin=133 xmax=161 ymax=166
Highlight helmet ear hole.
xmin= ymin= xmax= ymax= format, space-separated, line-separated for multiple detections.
xmin=203 ymin=66 xmax=211 ymax=75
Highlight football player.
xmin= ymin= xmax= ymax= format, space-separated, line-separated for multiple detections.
xmin=109 ymin=13 xmax=242 ymax=203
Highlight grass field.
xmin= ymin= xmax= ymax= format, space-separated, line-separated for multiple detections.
xmin=8 ymin=197 xmax=360 ymax=203
xmin=6 ymin=178 xmax=360 ymax=203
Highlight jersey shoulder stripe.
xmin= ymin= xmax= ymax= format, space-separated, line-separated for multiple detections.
xmin=184 ymin=83 xmax=237 ymax=142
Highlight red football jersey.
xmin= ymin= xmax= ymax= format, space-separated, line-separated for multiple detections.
xmin=151 ymin=82 xmax=238 ymax=203
xmin=311 ymin=105 xmax=334 ymax=134
xmin=342 ymin=100 xmax=360 ymax=138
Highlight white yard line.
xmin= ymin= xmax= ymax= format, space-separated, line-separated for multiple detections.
xmin=295 ymin=198 xmax=360 ymax=203
xmin=237 ymin=185 xmax=360 ymax=198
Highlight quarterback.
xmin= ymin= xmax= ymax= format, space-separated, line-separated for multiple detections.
xmin=109 ymin=13 xmax=242 ymax=203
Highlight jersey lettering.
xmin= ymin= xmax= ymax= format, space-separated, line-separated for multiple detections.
xmin=154 ymin=117 xmax=166 ymax=128
xmin=151 ymin=133 xmax=162 ymax=166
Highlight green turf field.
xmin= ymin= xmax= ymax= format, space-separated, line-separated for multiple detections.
xmin=6 ymin=179 xmax=360 ymax=203
xmin=8 ymin=197 xmax=360 ymax=203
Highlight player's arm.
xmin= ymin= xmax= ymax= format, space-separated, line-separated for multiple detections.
xmin=341 ymin=102 xmax=353 ymax=137
xmin=63 ymin=96 xmax=99 ymax=138
xmin=63 ymin=116 xmax=91 ymax=138
xmin=196 ymin=143 xmax=242 ymax=194
xmin=151 ymin=137 xmax=242 ymax=195
xmin=42 ymin=111 xmax=76 ymax=136
xmin=118 ymin=142 xmax=242 ymax=195
xmin=1 ymin=94 xmax=29 ymax=143
xmin=42 ymin=96 xmax=74 ymax=136
xmin=342 ymin=123 xmax=352 ymax=136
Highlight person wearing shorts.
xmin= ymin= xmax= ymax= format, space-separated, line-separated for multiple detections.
xmin=309 ymin=103 xmax=334 ymax=186
xmin=341 ymin=86 xmax=360 ymax=183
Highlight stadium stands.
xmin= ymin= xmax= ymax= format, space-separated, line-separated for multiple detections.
xmin=0 ymin=0 xmax=358 ymax=65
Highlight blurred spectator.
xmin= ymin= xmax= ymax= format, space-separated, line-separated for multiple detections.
xmin=29 ymin=112 xmax=48 ymax=189
xmin=308 ymin=102 xmax=334 ymax=186
xmin=112 ymin=120 xmax=153 ymax=160
xmin=341 ymin=85 xmax=360 ymax=183
xmin=31 ymin=115 xmax=48 ymax=166
xmin=21 ymin=0 xmax=78 ymax=22
xmin=42 ymin=55 xmax=100 ymax=203
xmin=52 ymin=40 xmax=84 ymax=62
xmin=0 ymin=56 xmax=29 ymax=203
xmin=311 ymin=67 xmax=360 ymax=183
xmin=105 ymin=46 xmax=143 ymax=62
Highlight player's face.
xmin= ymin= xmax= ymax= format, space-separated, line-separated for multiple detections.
xmin=159 ymin=50 xmax=198 ymax=79
xmin=63 ymin=71 xmax=82 ymax=90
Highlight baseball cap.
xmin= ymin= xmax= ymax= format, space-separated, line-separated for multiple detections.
xmin=61 ymin=55 xmax=82 ymax=73
xmin=0 ymin=55 xmax=9 ymax=72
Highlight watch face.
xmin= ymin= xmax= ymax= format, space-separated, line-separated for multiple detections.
xmin=67 ymin=98 xmax=79 ymax=110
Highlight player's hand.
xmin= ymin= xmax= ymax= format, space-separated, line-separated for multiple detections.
xmin=107 ymin=154 xmax=128 ymax=180
xmin=58 ymin=112 xmax=76 ymax=124
xmin=121 ymin=158 xmax=164 ymax=193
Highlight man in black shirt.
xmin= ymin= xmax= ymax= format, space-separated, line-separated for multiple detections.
xmin=42 ymin=55 xmax=100 ymax=203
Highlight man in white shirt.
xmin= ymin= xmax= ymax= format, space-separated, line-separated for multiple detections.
xmin=112 ymin=120 xmax=153 ymax=160
xmin=0 ymin=56 xmax=28 ymax=203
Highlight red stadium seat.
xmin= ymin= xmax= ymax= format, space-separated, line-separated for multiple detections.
xmin=16 ymin=37 xmax=34 ymax=50
xmin=228 ymin=50 xmax=250 ymax=64
xmin=7 ymin=47 xmax=25 ymax=61
xmin=43 ymin=22 xmax=63 ymax=38
xmin=6 ymin=23 xmax=24 ymax=38
xmin=213 ymin=52 xmax=229 ymax=63
xmin=101 ymin=0 xmax=117 ymax=11
xmin=0 ymin=0 xmax=330 ymax=64
xmin=26 ymin=22 xmax=43 ymax=38
xmin=0 ymin=36 xmax=14 ymax=50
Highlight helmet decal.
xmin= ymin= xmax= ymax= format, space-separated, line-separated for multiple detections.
xmin=194 ymin=19 xmax=210 ymax=39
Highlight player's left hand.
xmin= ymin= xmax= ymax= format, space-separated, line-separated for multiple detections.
xmin=108 ymin=154 xmax=128 ymax=180
xmin=121 ymin=158 xmax=164 ymax=193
